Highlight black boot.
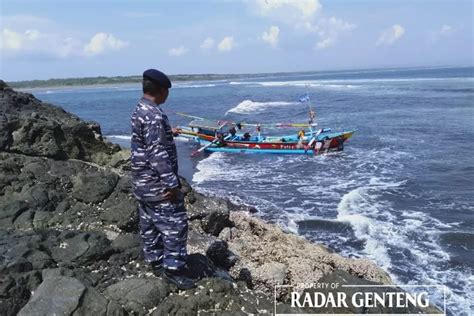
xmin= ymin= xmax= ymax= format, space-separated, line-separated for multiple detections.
xmin=163 ymin=268 xmax=196 ymax=290
xmin=150 ymin=261 xmax=164 ymax=277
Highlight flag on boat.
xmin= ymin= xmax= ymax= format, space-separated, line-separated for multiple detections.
xmin=299 ymin=93 xmax=310 ymax=103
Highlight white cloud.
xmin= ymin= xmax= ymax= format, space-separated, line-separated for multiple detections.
xmin=200 ymin=37 xmax=214 ymax=50
xmin=84 ymin=32 xmax=128 ymax=56
xmin=440 ymin=24 xmax=453 ymax=35
xmin=218 ymin=36 xmax=235 ymax=52
xmin=310 ymin=17 xmax=356 ymax=49
xmin=376 ymin=24 xmax=405 ymax=46
xmin=252 ymin=0 xmax=321 ymax=22
xmin=261 ymin=26 xmax=280 ymax=48
xmin=0 ymin=28 xmax=82 ymax=58
xmin=249 ymin=1 xmax=354 ymax=49
xmin=1 ymin=29 xmax=23 ymax=51
xmin=168 ymin=46 xmax=188 ymax=57
xmin=1 ymin=16 xmax=128 ymax=59
xmin=431 ymin=24 xmax=454 ymax=42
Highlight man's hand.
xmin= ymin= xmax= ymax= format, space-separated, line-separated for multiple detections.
xmin=172 ymin=128 xmax=181 ymax=137
xmin=163 ymin=187 xmax=181 ymax=202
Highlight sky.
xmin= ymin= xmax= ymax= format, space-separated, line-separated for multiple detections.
xmin=0 ymin=0 xmax=473 ymax=81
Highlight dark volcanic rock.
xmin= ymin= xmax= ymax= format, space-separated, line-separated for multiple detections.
xmin=154 ymin=278 xmax=273 ymax=315
xmin=0 ymin=152 xmax=131 ymax=231
xmin=0 ymin=80 xmax=118 ymax=162
xmin=100 ymin=191 xmax=138 ymax=231
xmin=181 ymin=253 xmax=233 ymax=282
xmin=50 ymin=231 xmax=112 ymax=266
xmin=104 ymin=278 xmax=172 ymax=314
xmin=186 ymin=192 xmax=232 ymax=236
xmin=206 ymin=240 xmax=237 ymax=270
xmin=0 ymin=274 xmax=35 ymax=316
xmin=18 ymin=275 xmax=124 ymax=316
xmin=18 ymin=276 xmax=86 ymax=315
xmin=71 ymin=170 xmax=119 ymax=203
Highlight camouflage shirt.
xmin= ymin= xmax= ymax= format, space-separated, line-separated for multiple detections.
xmin=131 ymin=97 xmax=179 ymax=202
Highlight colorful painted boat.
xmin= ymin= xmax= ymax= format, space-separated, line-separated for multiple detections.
xmin=200 ymin=130 xmax=355 ymax=155
xmin=174 ymin=117 xmax=355 ymax=155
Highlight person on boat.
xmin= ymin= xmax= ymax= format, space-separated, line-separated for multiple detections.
xmin=298 ymin=129 xmax=305 ymax=139
xmin=228 ymin=126 xmax=237 ymax=138
xmin=243 ymin=132 xmax=251 ymax=141
xmin=309 ymin=109 xmax=316 ymax=125
xmin=297 ymin=129 xmax=305 ymax=149
xmin=215 ymin=131 xmax=225 ymax=145
xmin=130 ymin=69 xmax=195 ymax=290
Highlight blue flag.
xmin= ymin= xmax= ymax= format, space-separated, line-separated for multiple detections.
xmin=299 ymin=94 xmax=310 ymax=103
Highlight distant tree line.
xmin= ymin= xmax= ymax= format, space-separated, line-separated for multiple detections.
xmin=7 ymin=72 xmax=313 ymax=89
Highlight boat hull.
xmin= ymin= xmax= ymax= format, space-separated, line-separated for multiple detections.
xmin=176 ymin=127 xmax=356 ymax=155
xmin=205 ymin=147 xmax=318 ymax=154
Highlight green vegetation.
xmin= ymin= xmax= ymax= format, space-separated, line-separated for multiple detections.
xmin=7 ymin=72 xmax=311 ymax=89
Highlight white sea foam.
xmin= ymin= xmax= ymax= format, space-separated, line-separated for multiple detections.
xmin=230 ymin=77 xmax=473 ymax=87
xmin=227 ymin=77 xmax=474 ymax=97
xmin=106 ymin=135 xmax=131 ymax=140
xmin=175 ymin=83 xmax=217 ymax=89
xmin=192 ymin=152 xmax=229 ymax=184
xmin=191 ymin=144 xmax=471 ymax=314
xmin=225 ymin=99 xmax=297 ymax=115
xmin=230 ymin=80 xmax=359 ymax=90
xmin=258 ymin=81 xmax=358 ymax=89
xmin=336 ymin=186 xmax=394 ymax=270
xmin=334 ymin=173 xmax=472 ymax=314
xmin=174 ymin=136 xmax=192 ymax=142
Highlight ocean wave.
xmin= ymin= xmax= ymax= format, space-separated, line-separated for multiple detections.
xmin=335 ymin=175 xmax=473 ymax=315
xmin=228 ymin=77 xmax=474 ymax=93
xmin=225 ymin=99 xmax=297 ymax=115
xmin=258 ymin=81 xmax=359 ymax=89
xmin=336 ymin=185 xmax=398 ymax=270
xmin=229 ymin=80 xmax=359 ymax=90
xmin=105 ymin=135 xmax=130 ymax=140
xmin=191 ymin=145 xmax=472 ymax=314
xmin=231 ymin=77 xmax=473 ymax=85
xmin=106 ymin=134 xmax=191 ymax=143
xmin=175 ymin=83 xmax=217 ymax=89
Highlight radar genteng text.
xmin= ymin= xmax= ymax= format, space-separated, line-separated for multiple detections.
xmin=289 ymin=283 xmax=430 ymax=309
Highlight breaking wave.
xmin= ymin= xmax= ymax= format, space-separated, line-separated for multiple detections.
xmin=192 ymin=147 xmax=472 ymax=315
xmin=175 ymin=83 xmax=217 ymax=89
xmin=228 ymin=77 xmax=474 ymax=96
xmin=106 ymin=134 xmax=130 ymax=140
xmin=229 ymin=77 xmax=474 ymax=87
xmin=225 ymin=99 xmax=297 ymax=115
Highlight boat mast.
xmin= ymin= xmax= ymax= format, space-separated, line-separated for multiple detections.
xmin=305 ymin=85 xmax=316 ymax=134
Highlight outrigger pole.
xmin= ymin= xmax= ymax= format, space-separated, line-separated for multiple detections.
xmin=302 ymin=86 xmax=323 ymax=152
xmin=304 ymin=85 xmax=317 ymax=134
xmin=173 ymin=112 xmax=313 ymax=128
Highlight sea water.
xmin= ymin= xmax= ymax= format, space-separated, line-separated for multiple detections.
xmin=32 ymin=66 xmax=474 ymax=315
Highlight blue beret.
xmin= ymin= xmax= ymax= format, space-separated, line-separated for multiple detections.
xmin=143 ymin=69 xmax=172 ymax=88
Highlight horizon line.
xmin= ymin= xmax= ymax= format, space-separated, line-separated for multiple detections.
xmin=6 ymin=63 xmax=473 ymax=84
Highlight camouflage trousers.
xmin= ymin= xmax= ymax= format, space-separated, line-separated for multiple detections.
xmin=138 ymin=198 xmax=188 ymax=270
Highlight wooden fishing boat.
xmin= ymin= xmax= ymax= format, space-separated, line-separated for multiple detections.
xmin=200 ymin=130 xmax=355 ymax=155
xmin=173 ymin=96 xmax=355 ymax=155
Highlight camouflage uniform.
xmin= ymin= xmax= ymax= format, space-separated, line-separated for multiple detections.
xmin=131 ymin=97 xmax=188 ymax=270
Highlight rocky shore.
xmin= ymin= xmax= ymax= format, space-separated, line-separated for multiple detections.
xmin=1 ymin=81 xmax=436 ymax=315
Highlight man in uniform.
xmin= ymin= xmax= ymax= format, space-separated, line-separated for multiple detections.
xmin=130 ymin=69 xmax=195 ymax=290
